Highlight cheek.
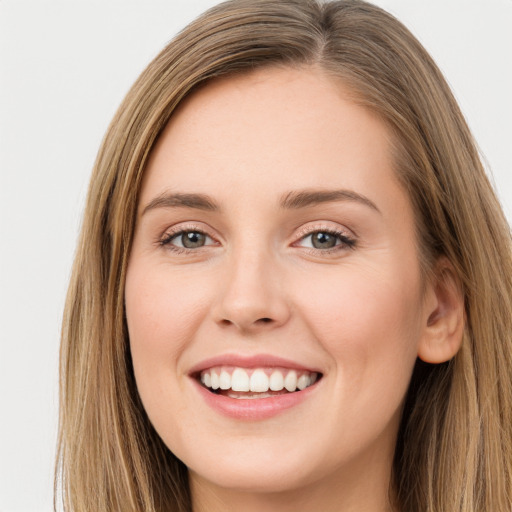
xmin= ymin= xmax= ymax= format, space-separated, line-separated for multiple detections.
xmin=126 ymin=263 xmax=204 ymax=346
xmin=293 ymin=259 xmax=423 ymax=392
xmin=124 ymin=262 xmax=217 ymax=444
xmin=124 ymin=263 xmax=209 ymax=396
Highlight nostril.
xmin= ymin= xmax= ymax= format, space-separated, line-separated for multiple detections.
xmin=217 ymin=316 xmax=278 ymax=331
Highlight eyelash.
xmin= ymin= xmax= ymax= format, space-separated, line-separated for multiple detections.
xmin=158 ymin=225 xmax=217 ymax=254
xmin=158 ymin=225 xmax=357 ymax=254
xmin=293 ymin=226 xmax=356 ymax=254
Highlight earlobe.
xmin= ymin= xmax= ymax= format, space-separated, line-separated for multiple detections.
xmin=417 ymin=258 xmax=465 ymax=364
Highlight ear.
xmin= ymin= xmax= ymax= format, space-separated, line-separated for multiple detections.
xmin=417 ymin=257 xmax=465 ymax=364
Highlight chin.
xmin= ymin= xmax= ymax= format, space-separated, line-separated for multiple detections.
xmin=188 ymin=455 xmax=321 ymax=494
xmin=170 ymin=425 xmax=344 ymax=496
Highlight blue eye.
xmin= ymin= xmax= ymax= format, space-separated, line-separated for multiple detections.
xmin=298 ymin=230 xmax=356 ymax=250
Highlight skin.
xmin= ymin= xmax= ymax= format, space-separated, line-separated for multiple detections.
xmin=125 ymin=66 xmax=463 ymax=512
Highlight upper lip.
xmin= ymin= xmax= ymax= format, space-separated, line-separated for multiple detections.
xmin=188 ymin=353 xmax=322 ymax=376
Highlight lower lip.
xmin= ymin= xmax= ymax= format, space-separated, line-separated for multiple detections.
xmin=192 ymin=379 xmax=319 ymax=420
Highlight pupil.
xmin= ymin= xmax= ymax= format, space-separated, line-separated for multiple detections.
xmin=182 ymin=232 xmax=205 ymax=248
xmin=312 ymin=232 xmax=336 ymax=249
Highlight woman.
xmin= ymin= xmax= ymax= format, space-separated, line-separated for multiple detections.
xmin=56 ymin=0 xmax=512 ymax=510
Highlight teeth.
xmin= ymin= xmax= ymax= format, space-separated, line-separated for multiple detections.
xmin=284 ymin=370 xmax=298 ymax=392
xmin=210 ymin=371 xmax=220 ymax=390
xmin=199 ymin=366 xmax=319 ymax=395
xmin=269 ymin=370 xmax=284 ymax=391
xmin=219 ymin=370 xmax=231 ymax=390
xmin=250 ymin=369 xmax=269 ymax=392
xmin=231 ymin=368 xmax=250 ymax=392
xmin=297 ymin=374 xmax=311 ymax=390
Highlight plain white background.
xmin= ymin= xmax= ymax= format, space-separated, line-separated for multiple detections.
xmin=0 ymin=1 xmax=510 ymax=510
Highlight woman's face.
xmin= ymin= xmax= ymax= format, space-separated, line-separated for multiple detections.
xmin=125 ymin=67 xmax=433 ymax=498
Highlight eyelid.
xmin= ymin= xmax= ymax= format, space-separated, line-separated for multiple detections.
xmin=158 ymin=222 xmax=220 ymax=249
xmin=292 ymin=222 xmax=357 ymax=251
xmin=156 ymin=221 xmax=356 ymax=253
xmin=293 ymin=222 xmax=356 ymax=241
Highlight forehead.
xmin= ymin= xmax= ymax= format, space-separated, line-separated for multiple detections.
xmin=140 ymin=66 xmax=404 ymax=216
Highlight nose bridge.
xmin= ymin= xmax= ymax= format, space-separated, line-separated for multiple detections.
xmin=213 ymin=237 xmax=289 ymax=331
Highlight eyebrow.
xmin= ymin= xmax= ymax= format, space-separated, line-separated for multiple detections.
xmin=141 ymin=188 xmax=380 ymax=216
xmin=142 ymin=192 xmax=220 ymax=215
xmin=279 ymin=189 xmax=380 ymax=213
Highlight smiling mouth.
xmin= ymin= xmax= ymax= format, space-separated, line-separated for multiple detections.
xmin=197 ymin=366 xmax=321 ymax=399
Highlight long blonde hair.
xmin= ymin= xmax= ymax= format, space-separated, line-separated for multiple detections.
xmin=56 ymin=1 xmax=512 ymax=510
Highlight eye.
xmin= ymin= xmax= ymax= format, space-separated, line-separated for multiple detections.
xmin=296 ymin=229 xmax=356 ymax=251
xmin=160 ymin=229 xmax=216 ymax=250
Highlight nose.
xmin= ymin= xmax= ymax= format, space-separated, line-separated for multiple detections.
xmin=212 ymin=247 xmax=291 ymax=334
